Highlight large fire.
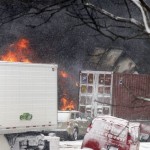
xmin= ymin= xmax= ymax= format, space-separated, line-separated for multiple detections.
xmin=0 ymin=38 xmax=32 ymax=62
xmin=59 ymin=70 xmax=78 ymax=111
xmin=1 ymin=38 xmax=78 ymax=111
xmin=60 ymin=97 xmax=76 ymax=111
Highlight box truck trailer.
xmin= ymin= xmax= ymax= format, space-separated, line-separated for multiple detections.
xmin=0 ymin=61 xmax=58 ymax=150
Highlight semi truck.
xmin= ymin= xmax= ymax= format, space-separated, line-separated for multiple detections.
xmin=0 ymin=61 xmax=58 ymax=150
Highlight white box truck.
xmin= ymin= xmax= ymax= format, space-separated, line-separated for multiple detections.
xmin=0 ymin=61 xmax=58 ymax=150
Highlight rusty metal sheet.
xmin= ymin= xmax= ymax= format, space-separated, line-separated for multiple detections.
xmin=112 ymin=73 xmax=150 ymax=121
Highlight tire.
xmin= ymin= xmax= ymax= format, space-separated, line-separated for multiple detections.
xmin=72 ymin=128 xmax=78 ymax=141
xmin=38 ymin=139 xmax=45 ymax=150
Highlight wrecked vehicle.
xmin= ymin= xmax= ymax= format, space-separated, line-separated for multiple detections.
xmin=56 ymin=110 xmax=90 ymax=141
xmin=81 ymin=115 xmax=145 ymax=150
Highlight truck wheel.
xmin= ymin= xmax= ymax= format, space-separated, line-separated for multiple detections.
xmin=72 ymin=128 xmax=78 ymax=141
xmin=38 ymin=140 xmax=45 ymax=150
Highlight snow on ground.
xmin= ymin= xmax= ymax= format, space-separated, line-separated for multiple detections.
xmin=59 ymin=140 xmax=150 ymax=150
xmin=140 ymin=142 xmax=150 ymax=150
xmin=59 ymin=140 xmax=82 ymax=150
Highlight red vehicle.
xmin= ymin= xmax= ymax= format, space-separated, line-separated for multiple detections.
xmin=81 ymin=115 xmax=140 ymax=150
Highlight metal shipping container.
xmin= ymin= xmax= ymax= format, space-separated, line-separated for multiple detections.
xmin=79 ymin=71 xmax=150 ymax=121
xmin=113 ymin=73 xmax=150 ymax=121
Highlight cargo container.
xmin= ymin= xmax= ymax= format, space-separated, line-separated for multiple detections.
xmin=0 ymin=61 xmax=58 ymax=150
xmin=112 ymin=73 xmax=150 ymax=121
xmin=79 ymin=71 xmax=150 ymax=122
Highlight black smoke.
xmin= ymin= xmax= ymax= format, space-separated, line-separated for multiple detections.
xmin=0 ymin=1 xmax=150 ymax=109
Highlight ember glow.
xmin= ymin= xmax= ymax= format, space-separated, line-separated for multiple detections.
xmin=60 ymin=71 xmax=68 ymax=78
xmin=60 ymin=70 xmax=78 ymax=87
xmin=60 ymin=97 xmax=76 ymax=111
xmin=0 ymin=38 xmax=78 ymax=111
xmin=0 ymin=38 xmax=32 ymax=62
xmin=59 ymin=70 xmax=78 ymax=110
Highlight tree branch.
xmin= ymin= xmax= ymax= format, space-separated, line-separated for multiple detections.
xmin=84 ymin=1 xmax=145 ymax=30
xmin=131 ymin=0 xmax=150 ymax=33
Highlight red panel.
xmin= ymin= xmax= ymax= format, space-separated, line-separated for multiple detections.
xmin=112 ymin=73 xmax=150 ymax=120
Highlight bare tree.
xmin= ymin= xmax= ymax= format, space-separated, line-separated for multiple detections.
xmin=67 ymin=0 xmax=150 ymax=40
xmin=0 ymin=0 xmax=150 ymax=40
xmin=0 ymin=0 xmax=74 ymax=27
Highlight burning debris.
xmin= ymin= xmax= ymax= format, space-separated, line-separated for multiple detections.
xmin=0 ymin=38 xmax=78 ymax=111
xmin=59 ymin=70 xmax=78 ymax=111
xmin=60 ymin=97 xmax=76 ymax=111
xmin=0 ymin=38 xmax=33 ymax=63
xmin=60 ymin=70 xmax=79 ymax=86
xmin=60 ymin=71 xmax=69 ymax=78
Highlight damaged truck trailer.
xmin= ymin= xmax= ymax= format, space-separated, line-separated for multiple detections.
xmin=0 ymin=61 xmax=58 ymax=150
xmin=79 ymin=71 xmax=150 ymax=121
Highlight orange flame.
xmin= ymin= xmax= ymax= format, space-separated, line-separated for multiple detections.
xmin=60 ymin=97 xmax=76 ymax=111
xmin=0 ymin=38 xmax=32 ymax=62
xmin=60 ymin=71 xmax=68 ymax=78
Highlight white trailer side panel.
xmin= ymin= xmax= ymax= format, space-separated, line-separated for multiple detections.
xmin=0 ymin=62 xmax=57 ymax=134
